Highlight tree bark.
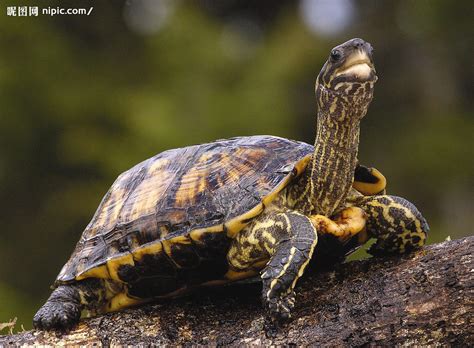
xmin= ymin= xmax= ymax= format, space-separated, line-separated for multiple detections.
xmin=1 ymin=236 xmax=473 ymax=346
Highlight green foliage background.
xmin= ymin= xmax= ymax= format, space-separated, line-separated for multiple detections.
xmin=0 ymin=0 xmax=472 ymax=330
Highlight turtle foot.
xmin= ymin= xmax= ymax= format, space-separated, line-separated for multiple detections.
xmin=265 ymin=290 xmax=296 ymax=322
xmin=263 ymin=291 xmax=295 ymax=337
xmin=33 ymin=300 xmax=81 ymax=331
xmin=33 ymin=285 xmax=81 ymax=331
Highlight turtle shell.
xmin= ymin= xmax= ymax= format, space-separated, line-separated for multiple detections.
xmin=56 ymin=135 xmax=313 ymax=287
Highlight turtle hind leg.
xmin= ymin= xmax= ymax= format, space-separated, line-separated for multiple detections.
xmin=33 ymin=285 xmax=81 ymax=331
xmin=354 ymin=195 xmax=429 ymax=256
xmin=33 ymin=278 xmax=106 ymax=331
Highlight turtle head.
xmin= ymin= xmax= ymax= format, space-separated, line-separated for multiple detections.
xmin=315 ymin=38 xmax=377 ymax=119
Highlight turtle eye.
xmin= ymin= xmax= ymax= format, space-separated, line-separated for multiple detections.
xmin=330 ymin=49 xmax=342 ymax=62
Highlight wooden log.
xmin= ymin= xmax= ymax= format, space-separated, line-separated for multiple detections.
xmin=1 ymin=236 xmax=472 ymax=346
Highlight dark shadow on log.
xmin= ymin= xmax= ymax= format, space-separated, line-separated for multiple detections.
xmin=1 ymin=236 xmax=473 ymax=346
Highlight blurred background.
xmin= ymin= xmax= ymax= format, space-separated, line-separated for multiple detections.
xmin=0 ymin=0 xmax=472 ymax=331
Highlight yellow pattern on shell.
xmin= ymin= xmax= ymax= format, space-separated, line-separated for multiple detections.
xmin=106 ymin=253 xmax=134 ymax=282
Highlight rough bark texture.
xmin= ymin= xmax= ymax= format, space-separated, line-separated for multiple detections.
xmin=2 ymin=236 xmax=473 ymax=346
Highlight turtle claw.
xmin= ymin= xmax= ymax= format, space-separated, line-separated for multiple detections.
xmin=263 ymin=291 xmax=295 ymax=337
xmin=264 ymin=318 xmax=279 ymax=338
xmin=266 ymin=291 xmax=296 ymax=323
xmin=33 ymin=300 xmax=81 ymax=331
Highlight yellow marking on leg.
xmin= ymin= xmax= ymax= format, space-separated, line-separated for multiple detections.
xmin=281 ymin=213 xmax=291 ymax=230
xmin=267 ymin=247 xmax=297 ymax=298
xmin=363 ymin=197 xmax=428 ymax=253
xmin=254 ymin=221 xmax=281 ymax=240
xmin=261 ymin=230 xmax=277 ymax=254
xmin=228 ymin=214 xmax=283 ymax=271
xmin=78 ymin=289 xmax=88 ymax=306
xmin=247 ymin=229 xmax=264 ymax=252
xmin=228 ymin=233 xmax=259 ymax=270
xmin=230 ymin=249 xmax=253 ymax=269
xmin=250 ymin=218 xmax=282 ymax=234
xmin=365 ymin=199 xmax=396 ymax=225
xmin=227 ymin=243 xmax=245 ymax=270
xmin=275 ymin=248 xmax=296 ymax=280
xmin=291 ymin=231 xmax=318 ymax=291
xmin=414 ymin=218 xmax=422 ymax=231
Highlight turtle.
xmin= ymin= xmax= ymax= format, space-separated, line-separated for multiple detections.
xmin=33 ymin=38 xmax=429 ymax=331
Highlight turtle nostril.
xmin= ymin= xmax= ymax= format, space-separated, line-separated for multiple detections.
xmin=353 ymin=38 xmax=365 ymax=48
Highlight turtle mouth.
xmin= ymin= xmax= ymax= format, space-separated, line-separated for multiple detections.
xmin=337 ymin=61 xmax=373 ymax=79
xmin=335 ymin=50 xmax=375 ymax=81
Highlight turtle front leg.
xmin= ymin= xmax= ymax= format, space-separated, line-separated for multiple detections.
xmin=33 ymin=278 xmax=106 ymax=331
xmin=353 ymin=195 xmax=429 ymax=255
xmin=227 ymin=211 xmax=318 ymax=323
